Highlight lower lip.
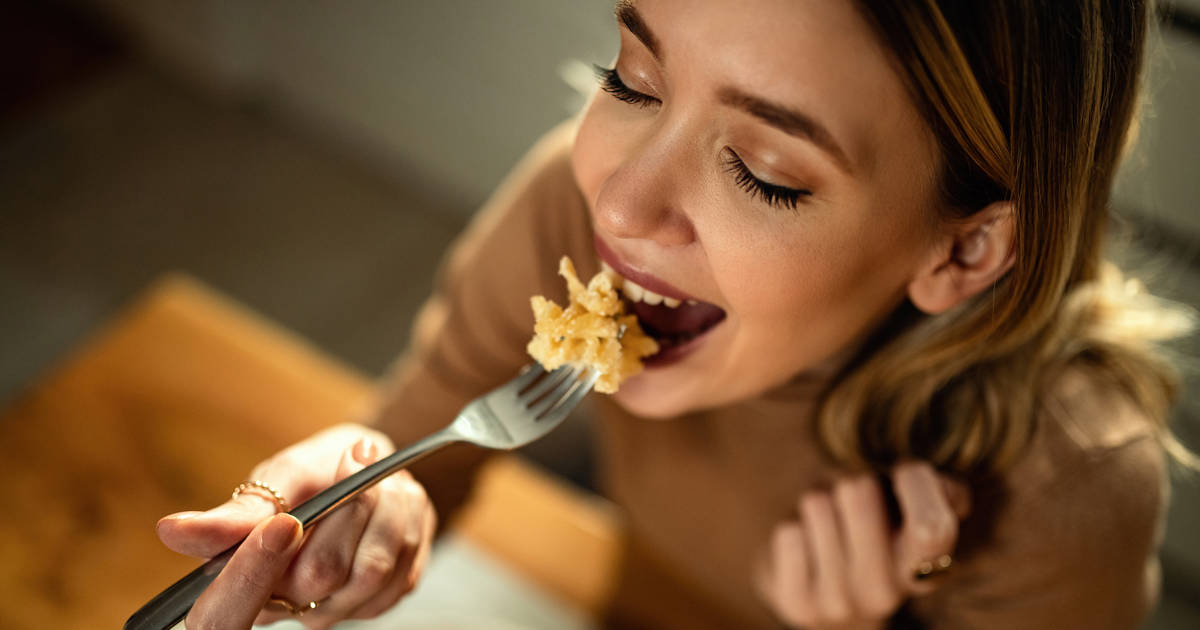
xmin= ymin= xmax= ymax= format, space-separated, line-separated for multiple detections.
xmin=642 ymin=322 xmax=723 ymax=369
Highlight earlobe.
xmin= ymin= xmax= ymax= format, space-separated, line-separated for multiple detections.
xmin=907 ymin=202 xmax=1015 ymax=315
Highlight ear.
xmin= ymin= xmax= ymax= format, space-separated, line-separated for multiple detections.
xmin=907 ymin=201 xmax=1015 ymax=315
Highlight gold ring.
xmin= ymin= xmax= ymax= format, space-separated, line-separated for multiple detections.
xmin=913 ymin=554 xmax=953 ymax=580
xmin=267 ymin=596 xmax=320 ymax=616
xmin=232 ymin=480 xmax=289 ymax=513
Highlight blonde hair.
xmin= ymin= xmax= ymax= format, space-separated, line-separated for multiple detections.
xmin=818 ymin=0 xmax=1196 ymax=475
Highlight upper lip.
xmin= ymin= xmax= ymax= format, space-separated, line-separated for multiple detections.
xmin=593 ymin=235 xmax=697 ymax=302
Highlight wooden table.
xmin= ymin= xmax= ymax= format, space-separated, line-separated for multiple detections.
xmin=0 ymin=275 xmax=619 ymax=630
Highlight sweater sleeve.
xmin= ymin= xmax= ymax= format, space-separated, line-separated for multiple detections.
xmin=904 ymin=382 xmax=1168 ymax=630
xmin=367 ymin=121 xmax=595 ymax=524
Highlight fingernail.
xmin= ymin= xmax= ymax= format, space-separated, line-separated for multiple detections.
xmin=161 ymin=511 xmax=203 ymax=522
xmin=156 ymin=512 xmax=202 ymax=532
xmin=353 ymin=437 xmax=377 ymax=465
xmin=261 ymin=514 xmax=301 ymax=554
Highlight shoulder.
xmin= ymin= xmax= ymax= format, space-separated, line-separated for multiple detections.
xmin=1005 ymin=365 xmax=1166 ymax=505
xmin=981 ymin=365 xmax=1167 ymax=608
xmin=912 ymin=368 xmax=1168 ymax=628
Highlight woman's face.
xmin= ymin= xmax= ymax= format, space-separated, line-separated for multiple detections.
xmin=572 ymin=0 xmax=942 ymax=418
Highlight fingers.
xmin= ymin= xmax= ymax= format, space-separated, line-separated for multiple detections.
xmin=186 ymin=513 xmax=302 ymax=630
xmin=892 ymin=461 xmax=960 ymax=594
xmin=800 ymin=493 xmax=852 ymax=622
xmin=259 ymin=439 xmax=436 ymax=628
xmin=270 ymin=438 xmax=381 ymax=613
xmin=760 ymin=465 xmax=966 ymax=629
xmin=157 ymin=490 xmax=287 ymax=559
xmin=345 ymin=477 xmax=437 ymax=619
xmin=759 ymin=522 xmax=812 ymax=623
xmin=159 ymin=426 xmax=431 ymax=629
xmin=157 ymin=425 xmax=396 ymax=561
xmin=303 ymin=468 xmax=411 ymax=619
xmin=834 ymin=475 xmax=902 ymax=617
xmin=157 ymin=463 xmax=315 ymax=560
xmin=761 ymin=476 xmax=914 ymax=628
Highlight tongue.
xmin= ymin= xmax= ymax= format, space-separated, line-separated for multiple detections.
xmin=630 ymin=299 xmax=726 ymax=338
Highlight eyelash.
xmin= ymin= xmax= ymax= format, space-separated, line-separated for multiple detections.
xmin=593 ymin=64 xmax=660 ymax=108
xmin=594 ymin=65 xmax=812 ymax=211
xmin=722 ymin=149 xmax=813 ymax=212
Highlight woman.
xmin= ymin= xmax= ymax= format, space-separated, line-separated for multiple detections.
xmin=157 ymin=1 xmax=1193 ymax=628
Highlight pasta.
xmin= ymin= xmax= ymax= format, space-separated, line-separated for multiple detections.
xmin=527 ymin=257 xmax=658 ymax=393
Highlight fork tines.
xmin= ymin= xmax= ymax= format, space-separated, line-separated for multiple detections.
xmin=519 ymin=364 xmax=597 ymax=421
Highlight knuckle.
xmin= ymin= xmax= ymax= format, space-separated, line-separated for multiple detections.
xmin=406 ymin=515 xmax=430 ymax=549
xmin=856 ymin=587 xmax=900 ymax=618
xmin=835 ymin=473 xmax=872 ymax=497
xmin=353 ymin=550 xmax=396 ymax=591
xmin=818 ymin=597 xmax=851 ymax=625
xmin=299 ymin=552 xmax=351 ymax=596
xmin=349 ymin=490 xmax=378 ymax=518
xmin=911 ymin=516 xmax=954 ymax=548
xmin=799 ymin=492 xmax=829 ymax=518
xmin=911 ymin=520 xmax=938 ymax=545
xmin=382 ymin=472 xmax=427 ymax=504
xmin=400 ymin=569 xmax=419 ymax=596
xmin=403 ymin=529 xmax=423 ymax=552
xmin=401 ymin=476 xmax=429 ymax=502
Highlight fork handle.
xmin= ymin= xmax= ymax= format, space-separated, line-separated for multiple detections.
xmin=124 ymin=430 xmax=458 ymax=630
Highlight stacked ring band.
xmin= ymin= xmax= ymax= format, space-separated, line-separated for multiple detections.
xmin=913 ymin=554 xmax=954 ymax=580
xmin=232 ymin=480 xmax=290 ymax=513
xmin=268 ymin=596 xmax=320 ymax=616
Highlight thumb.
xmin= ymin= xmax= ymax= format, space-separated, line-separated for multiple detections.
xmin=188 ymin=513 xmax=304 ymax=630
xmin=157 ymin=486 xmax=289 ymax=559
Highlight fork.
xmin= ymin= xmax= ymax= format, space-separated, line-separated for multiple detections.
xmin=124 ymin=363 xmax=597 ymax=630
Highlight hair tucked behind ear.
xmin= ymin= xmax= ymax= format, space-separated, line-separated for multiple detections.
xmin=820 ymin=0 xmax=1197 ymax=476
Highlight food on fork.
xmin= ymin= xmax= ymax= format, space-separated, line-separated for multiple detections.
xmin=527 ymin=257 xmax=659 ymax=393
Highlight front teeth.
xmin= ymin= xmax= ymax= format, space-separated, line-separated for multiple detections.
xmin=601 ymin=261 xmax=684 ymax=308
xmin=621 ymin=277 xmax=681 ymax=308
xmin=623 ymin=280 xmax=644 ymax=302
xmin=641 ymin=286 xmax=663 ymax=305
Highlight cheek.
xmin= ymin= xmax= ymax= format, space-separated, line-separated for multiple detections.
xmin=713 ymin=215 xmax=917 ymax=344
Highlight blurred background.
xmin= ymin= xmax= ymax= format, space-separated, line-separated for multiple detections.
xmin=0 ymin=1 xmax=1197 ymax=628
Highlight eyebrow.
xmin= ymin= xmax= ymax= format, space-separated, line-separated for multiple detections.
xmin=616 ymin=1 xmax=660 ymax=58
xmin=718 ymin=87 xmax=855 ymax=174
xmin=616 ymin=0 xmax=855 ymax=175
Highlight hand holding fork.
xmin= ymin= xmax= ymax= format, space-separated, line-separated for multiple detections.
xmin=132 ymin=364 xmax=597 ymax=630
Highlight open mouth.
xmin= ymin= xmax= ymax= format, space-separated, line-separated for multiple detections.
xmin=594 ymin=245 xmax=728 ymax=367
xmin=618 ymin=270 xmax=726 ymax=360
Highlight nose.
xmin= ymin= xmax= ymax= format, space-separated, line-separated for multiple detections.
xmin=591 ymin=130 xmax=696 ymax=247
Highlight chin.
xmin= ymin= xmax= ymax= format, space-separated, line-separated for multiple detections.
xmin=609 ymin=374 xmax=694 ymax=419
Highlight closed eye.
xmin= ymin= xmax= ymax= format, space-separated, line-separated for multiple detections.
xmin=722 ymin=149 xmax=813 ymax=212
xmin=593 ymin=65 xmax=661 ymax=109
